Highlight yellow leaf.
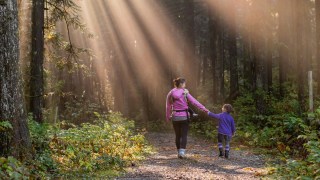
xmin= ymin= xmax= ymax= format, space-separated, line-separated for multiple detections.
xmin=243 ymin=167 xmax=254 ymax=171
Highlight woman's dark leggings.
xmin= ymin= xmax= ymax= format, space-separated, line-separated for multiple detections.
xmin=172 ymin=120 xmax=189 ymax=149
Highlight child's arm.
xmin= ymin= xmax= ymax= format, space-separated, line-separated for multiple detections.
xmin=207 ymin=112 xmax=221 ymax=120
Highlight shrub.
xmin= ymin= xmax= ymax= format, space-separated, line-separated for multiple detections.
xmin=0 ymin=156 xmax=29 ymax=179
xmin=18 ymin=112 xmax=152 ymax=178
xmin=193 ymin=85 xmax=320 ymax=179
xmin=190 ymin=120 xmax=218 ymax=140
xmin=48 ymin=112 xmax=151 ymax=174
xmin=275 ymin=130 xmax=320 ymax=179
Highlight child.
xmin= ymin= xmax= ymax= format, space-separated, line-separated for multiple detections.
xmin=208 ymin=104 xmax=235 ymax=159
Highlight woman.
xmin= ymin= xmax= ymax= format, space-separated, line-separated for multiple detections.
xmin=166 ymin=77 xmax=209 ymax=158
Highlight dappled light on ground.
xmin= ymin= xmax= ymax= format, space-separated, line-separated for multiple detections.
xmin=119 ymin=133 xmax=267 ymax=179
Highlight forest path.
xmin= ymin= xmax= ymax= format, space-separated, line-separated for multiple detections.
xmin=118 ymin=132 xmax=267 ymax=180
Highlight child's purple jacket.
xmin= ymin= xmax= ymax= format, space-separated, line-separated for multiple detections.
xmin=166 ymin=88 xmax=208 ymax=121
xmin=208 ymin=112 xmax=236 ymax=137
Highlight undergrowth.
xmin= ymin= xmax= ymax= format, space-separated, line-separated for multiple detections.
xmin=191 ymin=88 xmax=320 ymax=179
xmin=0 ymin=112 xmax=152 ymax=179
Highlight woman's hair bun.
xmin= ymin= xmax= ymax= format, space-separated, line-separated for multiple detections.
xmin=173 ymin=77 xmax=186 ymax=87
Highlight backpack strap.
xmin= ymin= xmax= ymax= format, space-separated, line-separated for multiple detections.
xmin=172 ymin=89 xmax=191 ymax=120
xmin=183 ymin=89 xmax=189 ymax=102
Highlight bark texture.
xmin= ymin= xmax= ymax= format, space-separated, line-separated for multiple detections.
xmin=30 ymin=0 xmax=45 ymax=123
xmin=0 ymin=0 xmax=31 ymax=158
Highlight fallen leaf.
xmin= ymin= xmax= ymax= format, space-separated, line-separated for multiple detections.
xmin=243 ymin=167 xmax=254 ymax=171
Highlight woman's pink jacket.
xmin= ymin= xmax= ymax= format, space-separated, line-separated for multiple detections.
xmin=166 ymin=88 xmax=208 ymax=121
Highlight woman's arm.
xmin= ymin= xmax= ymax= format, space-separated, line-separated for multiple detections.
xmin=166 ymin=91 xmax=173 ymax=121
xmin=187 ymin=93 xmax=208 ymax=112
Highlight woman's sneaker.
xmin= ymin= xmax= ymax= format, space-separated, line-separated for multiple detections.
xmin=178 ymin=149 xmax=186 ymax=159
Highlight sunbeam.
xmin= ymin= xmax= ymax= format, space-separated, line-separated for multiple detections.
xmin=68 ymin=0 xmax=207 ymax=118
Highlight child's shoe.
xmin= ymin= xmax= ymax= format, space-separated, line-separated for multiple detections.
xmin=225 ymin=150 xmax=229 ymax=159
xmin=219 ymin=148 xmax=224 ymax=157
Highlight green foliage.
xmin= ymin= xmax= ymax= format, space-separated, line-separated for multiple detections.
xmin=147 ymin=119 xmax=171 ymax=132
xmin=274 ymin=130 xmax=320 ymax=179
xmin=61 ymin=99 xmax=104 ymax=124
xmin=27 ymin=117 xmax=58 ymax=177
xmin=0 ymin=156 xmax=29 ymax=179
xmin=192 ymin=85 xmax=320 ymax=178
xmin=0 ymin=121 xmax=13 ymax=156
xmin=25 ymin=112 xmax=151 ymax=178
xmin=0 ymin=121 xmax=12 ymax=131
xmin=28 ymin=115 xmax=51 ymax=152
xmin=190 ymin=120 xmax=218 ymax=140
xmin=234 ymin=92 xmax=320 ymax=178
xmin=46 ymin=0 xmax=92 ymax=69
xmin=49 ymin=112 xmax=151 ymax=175
xmin=232 ymin=90 xmax=306 ymax=148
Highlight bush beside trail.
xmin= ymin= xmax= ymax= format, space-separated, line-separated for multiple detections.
xmin=0 ymin=112 xmax=152 ymax=179
xmin=191 ymin=90 xmax=320 ymax=179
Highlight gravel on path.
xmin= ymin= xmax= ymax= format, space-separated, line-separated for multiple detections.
xmin=118 ymin=132 xmax=267 ymax=180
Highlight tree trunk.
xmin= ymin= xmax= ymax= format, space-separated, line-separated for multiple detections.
xmin=242 ymin=6 xmax=254 ymax=91
xmin=295 ymin=0 xmax=306 ymax=112
xmin=228 ymin=0 xmax=239 ymax=101
xmin=278 ymin=0 xmax=290 ymax=97
xmin=209 ymin=7 xmax=218 ymax=103
xmin=316 ymin=0 xmax=320 ymax=96
xmin=265 ymin=0 xmax=273 ymax=93
xmin=303 ymin=0 xmax=312 ymax=110
xmin=250 ymin=1 xmax=263 ymax=92
xmin=218 ymin=29 xmax=225 ymax=102
xmin=30 ymin=0 xmax=45 ymax=123
xmin=0 ymin=0 xmax=31 ymax=158
xmin=266 ymin=38 xmax=273 ymax=93
xmin=183 ymin=0 xmax=197 ymax=95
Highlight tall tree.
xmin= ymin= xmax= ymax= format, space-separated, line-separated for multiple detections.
xmin=264 ymin=0 xmax=273 ymax=93
xmin=278 ymin=0 xmax=290 ymax=97
xmin=242 ymin=5 xmax=254 ymax=91
xmin=183 ymin=0 xmax=197 ymax=95
xmin=208 ymin=4 xmax=218 ymax=103
xmin=0 ymin=0 xmax=31 ymax=158
xmin=316 ymin=0 xmax=320 ymax=95
xmin=218 ymin=25 xmax=225 ymax=102
xmin=246 ymin=2 xmax=258 ymax=91
xmin=266 ymin=37 xmax=273 ymax=93
xmin=228 ymin=0 xmax=239 ymax=101
xmin=295 ymin=0 xmax=307 ymax=111
xmin=30 ymin=0 xmax=45 ymax=123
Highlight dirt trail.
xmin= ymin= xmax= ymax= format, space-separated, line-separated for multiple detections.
xmin=118 ymin=132 xmax=267 ymax=180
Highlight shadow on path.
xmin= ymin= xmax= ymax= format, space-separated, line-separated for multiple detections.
xmin=118 ymin=132 xmax=267 ymax=180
